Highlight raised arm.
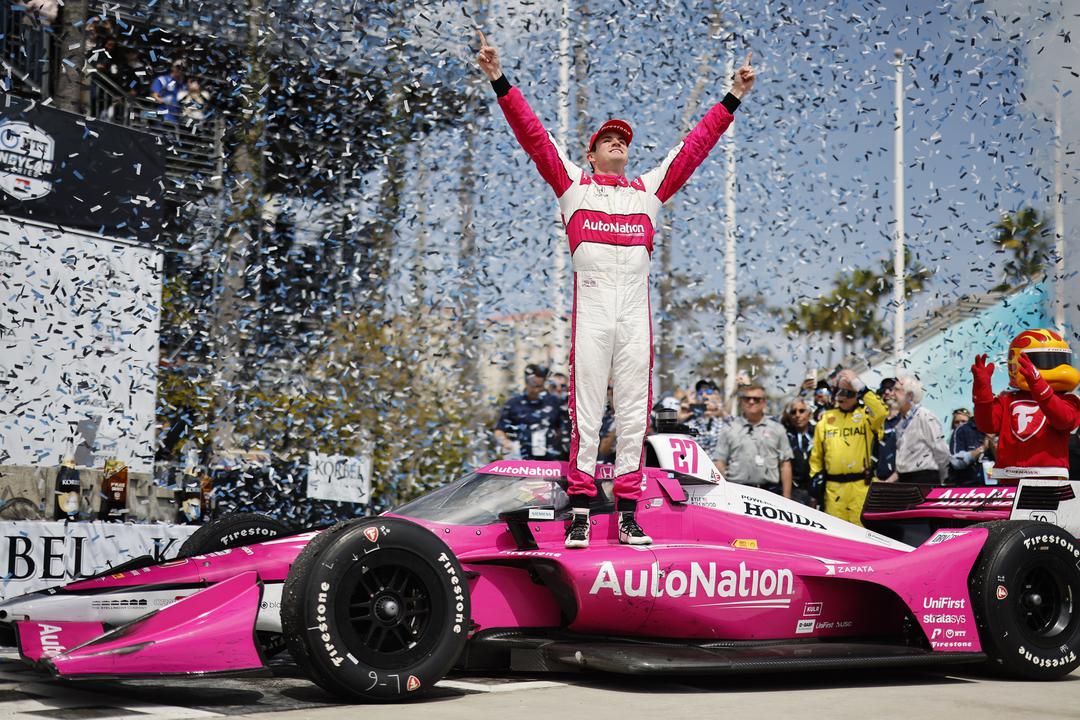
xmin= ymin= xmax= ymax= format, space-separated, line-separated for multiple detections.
xmin=971 ymin=354 xmax=1004 ymax=433
xmin=477 ymin=30 xmax=581 ymax=198
xmin=1017 ymin=354 xmax=1080 ymax=432
xmin=640 ymin=51 xmax=756 ymax=203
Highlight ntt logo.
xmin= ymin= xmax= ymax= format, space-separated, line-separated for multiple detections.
xmin=582 ymin=218 xmax=645 ymax=235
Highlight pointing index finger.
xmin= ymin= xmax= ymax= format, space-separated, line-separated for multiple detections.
xmin=744 ymin=50 xmax=753 ymax=67
xmin=478 ymin=29 xmax=489 ymax=48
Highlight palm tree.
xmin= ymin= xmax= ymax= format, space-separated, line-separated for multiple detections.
xmin=776 ymin=251 xmax=931 ymax=365
xmin=992 ymin=208 xmax=1052 ymax=290
xmin=877 ymin=249 xmax=932 ymax=301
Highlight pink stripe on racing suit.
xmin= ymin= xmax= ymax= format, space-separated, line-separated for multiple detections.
xmin=494 ymin=77 xmax=738 ymax=506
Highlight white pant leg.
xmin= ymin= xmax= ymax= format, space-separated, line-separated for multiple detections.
xmin=612 ymin=277 xmax=652 ymax=480
xmin=569 ymin=271 xmax=615 ymax=487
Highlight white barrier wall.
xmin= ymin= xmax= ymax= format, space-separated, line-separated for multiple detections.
xmin=0 ymin=215 xmax=162 ymax=472
xmin=0 ymin=521 xmax=198 ymax=600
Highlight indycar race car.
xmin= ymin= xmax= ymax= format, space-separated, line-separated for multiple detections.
xmin=862 ymin=479 xmax=1080 ymax=546
xmin=2 ymin=427 xmax=1080 ymax=701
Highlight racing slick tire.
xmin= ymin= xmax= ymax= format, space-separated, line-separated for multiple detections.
xmin=969 ymin=520 xmax=1080 ymax=679
xmin=281 ymin=517 xmax=470 ymax=702
xmin=177 ymin=513 xmax=291 ymax=558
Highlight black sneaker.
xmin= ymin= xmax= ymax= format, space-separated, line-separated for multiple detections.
xmin=618 ymin=513 xmax=652 ymax=545
xmin=565 ymin=512 xmax=590 ymax=549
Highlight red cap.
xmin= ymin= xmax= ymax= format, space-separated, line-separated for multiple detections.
xmin=588 ymin=119 xmax=633 ymax=152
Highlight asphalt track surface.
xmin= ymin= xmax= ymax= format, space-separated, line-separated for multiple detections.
xmin=1 ymin=649 xmax=1078 ymax=720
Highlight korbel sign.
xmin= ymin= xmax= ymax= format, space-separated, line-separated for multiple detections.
xmin=307 ymin=452 xmax=372 ymax=504
xmin=0 ymin=121 xmax=55 ymax=200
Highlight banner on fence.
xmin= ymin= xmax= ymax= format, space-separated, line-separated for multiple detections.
xmin=0 ymin=521 xmax=197 ymax=599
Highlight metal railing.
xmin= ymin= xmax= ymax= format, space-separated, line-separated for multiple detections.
xmin=88 ymin=71 xmax=225 ymax=202
xmin=1 ymin=3 xmax=56 ymax=97
xmin=92 ymin=0 xmax=277 ymax=48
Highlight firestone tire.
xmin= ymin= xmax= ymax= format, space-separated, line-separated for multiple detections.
xmin=177 ymin=513 xmax=291 ymax=558
xmin=969 ymin=520 xmax=1080 ymax=679
xmin=281 ymin=517 xmax=470 ymax=702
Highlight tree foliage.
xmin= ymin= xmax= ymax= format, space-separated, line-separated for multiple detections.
xmin=992 ymin=207 xmax=1051 ymax=291
xmin=774 ymin=250 xmax=930 ymax=362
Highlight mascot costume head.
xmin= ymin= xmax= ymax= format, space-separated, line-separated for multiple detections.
xmin=1007 ymin=328 xmax=1080 ymax=393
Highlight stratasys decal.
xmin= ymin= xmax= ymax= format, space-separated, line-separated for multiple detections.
xmin=589 ymin=560 xmax=794 ymax=606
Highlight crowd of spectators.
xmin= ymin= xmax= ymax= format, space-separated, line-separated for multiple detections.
xmin=85 ymin=19 xmax=213 ymax=127
xmin=492 ymin=361 xmax=1061 ymax=527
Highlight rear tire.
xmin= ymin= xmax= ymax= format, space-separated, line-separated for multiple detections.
xmin=177 ymin=513 xmax=291 ymax=558
xmin=281 ymin=518 xmax=469 ymax=701
xmin=969 ymin=521 xmax=1080 ymax=679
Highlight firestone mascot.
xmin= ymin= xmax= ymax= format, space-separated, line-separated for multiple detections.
xmin=971 ymin=328 xmax=1080 ymax=484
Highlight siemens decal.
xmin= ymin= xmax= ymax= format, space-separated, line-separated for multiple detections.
xmin=589 ymin=560 xmax=794 ymax=600
xmin=581 ymin=218 xmax=645 ymax=235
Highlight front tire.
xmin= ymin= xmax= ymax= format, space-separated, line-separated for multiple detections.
xmin=281 ymin=518 xmax=470 ymax=701
xmin=970 ymin=521 xmax=1080 ymax=679
xmin=177 ymin=512 xmax=292 ymax=557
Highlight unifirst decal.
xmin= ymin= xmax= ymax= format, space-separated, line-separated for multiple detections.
xmin=589 ymin=560 xmax=794 ymax=600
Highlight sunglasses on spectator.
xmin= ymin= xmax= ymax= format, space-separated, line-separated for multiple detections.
xmin=700 ymin=388 xmax=718 ymax=395
xmin=740 ymin=396 xmax=765 ymax=404
xmin=792 ymin=408 xmax=809 ymax=414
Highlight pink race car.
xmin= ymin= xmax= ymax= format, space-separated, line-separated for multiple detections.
xmin=3 ymin=428 xmax=1080 ymax=702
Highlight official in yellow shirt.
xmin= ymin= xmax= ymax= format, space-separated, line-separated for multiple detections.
xmin=809 ymin=369 xmax=888 ymax=525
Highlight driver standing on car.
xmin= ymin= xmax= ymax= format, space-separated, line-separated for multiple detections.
xmin=476 ymin=31 xmax=756 ymax=549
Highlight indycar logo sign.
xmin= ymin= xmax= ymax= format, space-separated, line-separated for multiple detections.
xmin=589 ymin=560 xmax=794 ymax=607
xmin=0 ymin=121 xmax=55 ymax=200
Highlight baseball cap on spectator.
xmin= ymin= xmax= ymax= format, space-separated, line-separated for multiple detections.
xmin=878 ymin=377 xmax=897 ymax=395
xmin=588 ymin=119 xmax=633 ymax=152
xmin=525 ymin=363 xmax=549 ymax=379
xmin=656 ymin=396 xmax=681 ymax=412
xmin=695 ymin=379 xmax=718 ymax=394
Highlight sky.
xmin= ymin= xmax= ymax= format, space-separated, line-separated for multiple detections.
xmin=351 ymin=0 xmax=1078 ymax=395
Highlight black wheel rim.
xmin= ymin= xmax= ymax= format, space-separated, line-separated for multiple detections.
xmin=1016 ymin=562 xmax=1075 ymax=640
xmin=333 ymin=548 xmax=446 ymax=669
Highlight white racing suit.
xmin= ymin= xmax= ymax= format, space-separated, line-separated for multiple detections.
xmin=493 ymin=76 xmax=739 ymax=506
